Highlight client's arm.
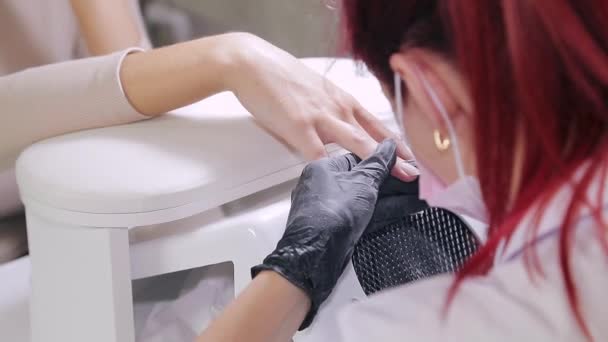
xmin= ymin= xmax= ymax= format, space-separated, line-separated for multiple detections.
xmin=0 ymin=33 xmax=415 ymax=179
xmin=120 ymin=33 xmax=416 ymax=176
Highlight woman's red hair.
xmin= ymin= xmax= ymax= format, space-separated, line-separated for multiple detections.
xmin=342 ymin=0 xmax=608 ymax=338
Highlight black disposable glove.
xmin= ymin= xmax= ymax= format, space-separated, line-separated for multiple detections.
xmin=251 ymin=139 xmax=398 ymax=329
xmin=365 ymin=176 xmax=427 ymax=234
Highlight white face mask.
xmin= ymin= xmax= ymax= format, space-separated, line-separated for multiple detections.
xmin=393 ymin=72 xmax=488 ymax=224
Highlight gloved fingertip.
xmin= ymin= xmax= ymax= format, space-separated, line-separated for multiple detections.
xmin=353 ymin=139 xmax=398 ymax=182
xmin=327 ymin=153 xmax=360 ymax=172
xmin=346 ymin=153 xmax=362 ymax=166
xmin=376 ymin=139 xmax=398 ymax=170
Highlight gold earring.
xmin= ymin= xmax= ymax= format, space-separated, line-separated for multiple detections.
xmin=433 ymin=130 xmax=450 ymax=151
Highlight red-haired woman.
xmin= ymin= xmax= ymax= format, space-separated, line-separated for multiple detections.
xmin=196 ymin=1 xmax=608 ymax=341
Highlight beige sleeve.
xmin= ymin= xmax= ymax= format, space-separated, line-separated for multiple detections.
xmin=0 ymin=48 xmax=149 ymax=171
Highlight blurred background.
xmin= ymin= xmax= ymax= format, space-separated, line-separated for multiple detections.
xmin=139 ymin=0 xmax=341 ymax=57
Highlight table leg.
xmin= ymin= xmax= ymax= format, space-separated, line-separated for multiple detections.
xmin=26 ymin=212 xmax=135 ymax=342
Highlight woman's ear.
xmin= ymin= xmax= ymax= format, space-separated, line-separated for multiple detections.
xmin=389 ymin=51 xmax=464 ymax=133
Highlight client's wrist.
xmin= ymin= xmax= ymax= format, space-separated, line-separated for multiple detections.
xmin=210 ymin=32 xmax=263 ymax=94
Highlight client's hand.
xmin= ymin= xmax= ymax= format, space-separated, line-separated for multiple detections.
xmin=224 ymin=34 xmax=417 ymax=181
xmin=252 ymin=139 xmax=397 ymax=329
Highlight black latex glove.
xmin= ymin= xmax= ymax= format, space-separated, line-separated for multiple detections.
xmin=251 ymin=139 xmax=398 ymax=330
xmin=365 ymin=177 xmax=428 ymax=234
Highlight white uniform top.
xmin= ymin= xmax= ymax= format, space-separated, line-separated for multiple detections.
xmin=338 ymin=169 xmax=608 ymax=341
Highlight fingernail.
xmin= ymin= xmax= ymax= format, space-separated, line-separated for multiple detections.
xmin=400 ymin=161 xmax=420 ymax=176
xmin=397 ymin=141 xmax=415 ymax=160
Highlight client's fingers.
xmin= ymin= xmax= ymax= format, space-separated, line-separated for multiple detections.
xmin=353 ymin=104 xmax=414 ymax=161
xmin=290 ymin=128 xmax=328 ymax=160
xmin=321 ymin=117 xmax=377 ymax=160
